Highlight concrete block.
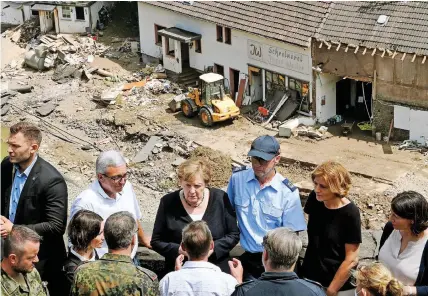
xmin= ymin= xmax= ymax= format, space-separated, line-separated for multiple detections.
xmin=133 ymin=136 xmax=162 ymax=163
xmin=279 ymin=125 xmax=292 ymax=138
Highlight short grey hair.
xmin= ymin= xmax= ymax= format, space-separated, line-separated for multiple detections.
xmin=96 ymin=150 xmax=126 ymax=174
xmin=104 ymin=211 xmax=137 ymax=250
xmin=3 ymin=225 xmax=41 ymax=258
xmin=263 ymin=227 xmax=302 ymax=270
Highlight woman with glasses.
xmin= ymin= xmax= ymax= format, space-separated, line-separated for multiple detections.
xmin=378 ymin=191 xmax=428 ymax=296
xmin=63 ymin=209 xmax=104 ymax=294
xmin=354 ymin=262 xmax=403 ymax=296
xmin=300 ymin=161 xmax=362 ymax=296
xmin=151 ymin=158 xmax=240 ymax=277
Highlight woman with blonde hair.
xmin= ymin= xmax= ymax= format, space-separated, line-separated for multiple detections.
xmin=355 ymin=262 xmax=403 ymax=296
xmin=300 ymin=161 xmax=362 ymax=296
xmin=151 ymin=158 xmax=239 ymax=277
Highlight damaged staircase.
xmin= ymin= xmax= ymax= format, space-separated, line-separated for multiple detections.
xmin=166 ymin=67 xmax=201 ymax=88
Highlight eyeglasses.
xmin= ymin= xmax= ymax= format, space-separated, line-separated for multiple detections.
xmin=102 ymin=172 xmax=129 ymax=183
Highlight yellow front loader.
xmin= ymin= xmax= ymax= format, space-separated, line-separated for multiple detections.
xmin=181 ymin=73 xmax=240 ymax=127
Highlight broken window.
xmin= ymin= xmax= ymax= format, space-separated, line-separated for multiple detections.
xmin=165 ymin=38 xmax=175 ymax=57
xmin=62 ymin=6 xmax=71 ymax=19
xmin=216 ymin=25 xmax=223 ymax=42
xmin=154 ymin=24 xmax=165 ymax=45
xmin=32 ymin=10 xmax=39 ymax=16
xmin=225 ymin=27 xmax=231 ymax=45
xmin=195 ymin=39 xmax=202 ymax=53
xmin=75 ymin=7 xmax=85 ymax=20
xmin=214 ymin=64 xmax=224 ymax=76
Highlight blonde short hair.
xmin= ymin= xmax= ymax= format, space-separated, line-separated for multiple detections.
xmin=355 ymin=262 xmax=403 ymax=296
xmin=177 ymin=159 xmax=211 ymax=184
xmin=311 ymin=161 xmax=352 ymax=198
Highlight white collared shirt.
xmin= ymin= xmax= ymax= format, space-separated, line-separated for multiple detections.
xmin=160 ymin=261 xmax=238 ymax=296
xmin=70 ymin=248 xmax=96 ymax=262
xmin=70 ymin=180 xmax=142 ymax=257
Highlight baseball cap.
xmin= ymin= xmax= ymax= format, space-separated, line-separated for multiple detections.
xmin=248 ymin=135 xmax=280 ymax=161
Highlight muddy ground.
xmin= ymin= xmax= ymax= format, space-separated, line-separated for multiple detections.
xmin=2 ymin=17 xmax=428 ymax=232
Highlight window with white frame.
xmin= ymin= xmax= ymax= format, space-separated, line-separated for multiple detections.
xmin=62 ymin=6 xmax=71 ymax=19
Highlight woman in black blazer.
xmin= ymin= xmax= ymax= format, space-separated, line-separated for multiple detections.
xmin=151 ymin=159 xmax=240 ymax=276
xmin=63 ymin=210 xmax=104 ymax=294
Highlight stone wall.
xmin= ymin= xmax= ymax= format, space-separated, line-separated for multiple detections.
xmin=372 ymin=100 xmax=410 ymax=141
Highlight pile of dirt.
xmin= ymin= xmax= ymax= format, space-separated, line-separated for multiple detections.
xmin=189 ymin=146 xmax=232 ymax=188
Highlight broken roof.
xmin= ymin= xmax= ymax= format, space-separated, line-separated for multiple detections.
xmin=316 ymin=1 xmax=428 ymax=56
xmin=145 ymin=1 xmax=330 ymax=48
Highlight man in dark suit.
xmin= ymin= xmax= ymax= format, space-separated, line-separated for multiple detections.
xmin=1 ymin=122 xmax=68 ymax=296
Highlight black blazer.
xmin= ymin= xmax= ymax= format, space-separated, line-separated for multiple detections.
xmin=151 ymin=188 xmax=240 ymax=274
xmin=1 ymin=156 xmax=68 ymax=279
xmin=63 ymin=249 xmax=100 ymax=294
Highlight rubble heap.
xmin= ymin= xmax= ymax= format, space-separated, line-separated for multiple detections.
xmin=189 ymin=146 xmax=232 ymax=188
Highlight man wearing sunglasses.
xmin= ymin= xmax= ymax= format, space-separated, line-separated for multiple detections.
xmin=70 ymin=150 xmax=151 ymax=259
xmin=227 ymin=135 xmax=306 ymax=281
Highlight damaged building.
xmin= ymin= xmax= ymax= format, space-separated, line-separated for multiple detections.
xmin=138 ymin=1 xmax=428 ymax=143
xmin=138 ymin=1 xmax=331 ymax=120
xmin=1 ymin=1 xmax=112 ymax=34
xmin=313 ymin=1 xmax=428 ymax=143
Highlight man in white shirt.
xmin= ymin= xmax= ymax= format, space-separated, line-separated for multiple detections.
xmin=160 ymin=221 xmax=240 ymax=296
xmin=70 ymin=150 xmax=151 ymax=258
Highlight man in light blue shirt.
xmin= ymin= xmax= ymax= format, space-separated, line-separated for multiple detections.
xmin=227 ymin=135 xmax=306 ymax=280
xmin=9 ymin=155 xmax=38 ymax=223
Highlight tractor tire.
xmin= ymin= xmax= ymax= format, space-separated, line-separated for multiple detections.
xmin=181 ymin=99 xmax=196 ymax=118
xmin=200 ymin=107 xmax=214 ymax=127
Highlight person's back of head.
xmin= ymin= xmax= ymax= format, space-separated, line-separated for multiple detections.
xmin=2 ymin=225 xmax=41 ymax=274
xmin=104 ymin=211 xmax=137 ymax=252
xmin=355 ymin=262 xmax=403 ymax=296
xmin=262 ymin=227 xmax=302 ymax=272
xmin=181 ymin=221 xmax=213 ymax=261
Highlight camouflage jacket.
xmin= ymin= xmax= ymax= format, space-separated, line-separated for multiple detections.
xmin=1 ymin=267 xmax=48 ymax=296
xmin=70 ymin=253 xmax=159 ymax=296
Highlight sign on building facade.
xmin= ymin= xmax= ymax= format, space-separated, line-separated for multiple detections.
xmin=247 ymin=39 xmax=310 ymax=75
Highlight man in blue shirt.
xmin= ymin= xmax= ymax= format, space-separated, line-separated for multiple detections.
xmin=227 ymin=135 xmax=306 ymax=280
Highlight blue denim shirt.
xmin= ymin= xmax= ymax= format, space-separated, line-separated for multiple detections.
xmin=9 ymin=156 xmax=38 ymax=223
xmin=227 ymin=167 xmax=307 ymax=253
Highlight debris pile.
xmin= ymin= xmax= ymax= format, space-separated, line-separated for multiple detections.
xmin=189 ymin=146 xmax=233 ymax=188
xmin=398 ymin=140 xmax=428 ymax=153
xmin=3 ymin=19 xmax=41 ymax=46
xmin=294 ymin=125 xmax=333 ymax=141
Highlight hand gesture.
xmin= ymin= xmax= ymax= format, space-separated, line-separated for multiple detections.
xmin=228 ymin=258 xmax=244 ymax=284
xmin=175 ymin=254 xmax=185 ymax=271
xmin=0 ymin=216 xmax=13 ymax=238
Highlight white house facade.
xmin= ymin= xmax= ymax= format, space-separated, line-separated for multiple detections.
xmin=138 ymin=2 xmax=322 ymax=105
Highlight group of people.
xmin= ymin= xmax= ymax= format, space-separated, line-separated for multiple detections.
xmin=0 ymin=122 xmax=427 ymax=296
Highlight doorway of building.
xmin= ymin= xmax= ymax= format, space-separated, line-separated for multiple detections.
xmin=181 ymin=42 xmax=190 ymax=69
xmin=336 ymin=79 xmax=372 ymax=121
xmin=229 ymin=68 xmax=240 ymax=100
xmin=248 ymin=67 xmax=262 ymax=102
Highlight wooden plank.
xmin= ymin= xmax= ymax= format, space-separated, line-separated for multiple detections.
xmin=235 ymin=78 xmax=247 ymax=108
xmin=387 ymin=118 xmax=394 ymax=143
